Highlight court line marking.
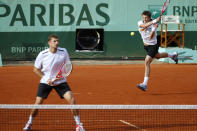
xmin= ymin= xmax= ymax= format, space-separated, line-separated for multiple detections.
xmin=119 ymin=120 xmax=146 ymax=131
xmin=82 ymin=119 xmax=146 ymax=131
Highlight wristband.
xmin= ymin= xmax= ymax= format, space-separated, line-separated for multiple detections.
xmin=152 ymin=19 xmax=157 ymax=24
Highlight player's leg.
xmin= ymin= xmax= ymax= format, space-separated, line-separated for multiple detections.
xmin=155 ymin=52 xmax=168 ymax=58
xmin=23 ymin=97 xmax=44 ymax=131
xmin=144 ymin=55 xmax=153 ymax=78
xmin=63 ymin=91 xmax=85 ymax=131
xmin=30 ymin=97 xmax=44 ymax=118
xmin=137 ymin=44 xmax=156 ymax=91
xmin=137 ymin=55 xmax=152 ymax=91
xmin=55 ymin=83 xmax=85 ymax=131
xmin=155 ymin=52 xmax=178 ymax=64
xmin=63 ymin=91 xmax=78 ymax=116
xmin=23 ymin=83 xmax=52 ymax=131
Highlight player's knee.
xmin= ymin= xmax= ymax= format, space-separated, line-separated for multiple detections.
xmin=35 ymin=97 xmax=44 ymax=104
xmin=70 ymin=97 xmax=76 ymax=104
xmin=64 ymin=92 xmax=75 ymax=104
xmin=145 ymin=59 xmax=151 ymax=65
xmin=68 ymin=96 xmax=75 ymax=104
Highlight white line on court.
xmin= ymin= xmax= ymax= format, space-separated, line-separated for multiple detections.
xmin=119 ymin=120 xmax=146 ymax=131
xmin=81 ymin=119 xmax=146 ymax=131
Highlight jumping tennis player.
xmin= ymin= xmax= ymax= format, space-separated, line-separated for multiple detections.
xmin=137 ymin=11 xmax=178 ymax=91
xmin=23 ymin=35 xmax=85 ymax=131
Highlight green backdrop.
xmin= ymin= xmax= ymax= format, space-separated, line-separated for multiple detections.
xmin=0 ymin=0 xmax=197 ymax=60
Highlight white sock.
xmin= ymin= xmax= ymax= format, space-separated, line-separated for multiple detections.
xmin=143 ymin=77 xmax=149 ymax=86
xmin=74 ymin=116 xmax=81 ymax=125
xmin=27 ymin=115 xmax=33 ymax=124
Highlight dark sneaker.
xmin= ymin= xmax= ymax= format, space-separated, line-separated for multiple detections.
xmin=172 ymin=52 xmax=178 ymax=64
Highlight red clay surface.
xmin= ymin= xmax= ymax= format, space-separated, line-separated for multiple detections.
xmin=0 ymin=64 xmax=197 ymax=105
xmin=0 ymin=64 xmax=197 ymax=131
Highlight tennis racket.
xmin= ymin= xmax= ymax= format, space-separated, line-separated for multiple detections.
xmin=56 ymin=62 xmax=72 ymax=79
xmin=160 ymin=0 xmax=170 ymax=16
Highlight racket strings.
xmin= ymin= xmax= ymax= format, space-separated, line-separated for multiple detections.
xmin=62 ymin=64 xmax=72 ymax=76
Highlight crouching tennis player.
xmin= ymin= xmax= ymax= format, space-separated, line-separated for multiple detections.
xmin=23 ymin=34 xmax=85 ymax=131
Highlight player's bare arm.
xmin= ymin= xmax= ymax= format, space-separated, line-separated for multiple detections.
xmin=150 ymin=23 xmax=159 ymax=39
xmin=140 ymin=17 xmax=161 ymax=31
xmin=33 ymin=67 xmax=43 ymax=78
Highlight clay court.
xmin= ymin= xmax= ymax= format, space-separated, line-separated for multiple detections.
xmin=0 ymin=0 xmax=197 ymax=130
xmin=0 ymin=64 xmax=197 ymax=105
xmin=0 ymin=63 xmax=197 ymax=130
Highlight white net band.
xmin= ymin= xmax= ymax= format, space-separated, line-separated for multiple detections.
xmin=0 ymin=104 xmax=197 ymax=109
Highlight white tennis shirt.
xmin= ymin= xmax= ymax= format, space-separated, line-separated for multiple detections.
xmin=34 ymin=47 xmax=71 ymax=85
xmin=138 ymin=20 xmax=157 ymax=45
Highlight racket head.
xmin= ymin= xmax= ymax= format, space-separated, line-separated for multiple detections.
xmin=61 ymin=63 xmax=72 ymax=77
xmin=161 ymin=0 xmax=170 ymax=16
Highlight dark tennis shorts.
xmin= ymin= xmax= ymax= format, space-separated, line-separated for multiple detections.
xmin=144 ymin=43 xmax=160 ymax=58
xmin=37 ymin=82 xmax=71 ymax=99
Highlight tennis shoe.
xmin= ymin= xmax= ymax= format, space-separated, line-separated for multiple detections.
xmin=172 ymin=52 xmax=178 ymax=64
xmin=76 ymin=123 xmax=85 ymax=131
xmin=136 ymin=83 xmax=147 ymax=91
xmin=23 ymin=123 xmax=32 ymax=131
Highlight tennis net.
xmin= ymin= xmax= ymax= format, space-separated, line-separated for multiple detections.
xmin=0 ymin=104 xmax=197 ymax=131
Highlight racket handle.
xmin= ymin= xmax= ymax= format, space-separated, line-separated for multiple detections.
xmin=56 ymin=71 xmax=63 ymax=78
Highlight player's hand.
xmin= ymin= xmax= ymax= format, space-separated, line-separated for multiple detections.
xmin=47 ymin=77 xmax=62 ymax=86
xmin=47 ymin=79 xmax=55 ymax=86
xmin=156 ymin=16 xmax=161 ymax=23
xmin=53 ymin=77 xmax=62 ymax=82
xmin=154 ymin=23 xmax=159 ymax=28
